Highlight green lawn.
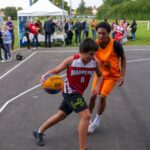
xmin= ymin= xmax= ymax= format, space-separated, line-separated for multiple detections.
xmin=13 ymin=20 xmax=150 ymax=50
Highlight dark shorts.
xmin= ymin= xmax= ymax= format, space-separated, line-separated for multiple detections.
xmin=59 ymin=93 xmax=88 ymax=115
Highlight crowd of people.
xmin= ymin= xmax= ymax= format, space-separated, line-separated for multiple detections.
xmin=111 ymin=18 xmax=137 ymax=44
xmin=0 ymin=16 xmax=137 ymax=63
xmin=24 ymin=17 xmax=137 ymax=49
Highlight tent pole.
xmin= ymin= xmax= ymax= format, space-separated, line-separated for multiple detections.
xmin=17 ymin=14 xmax=20 ymax=49
xmin=62 ymin=0 xmax=65 ymax=46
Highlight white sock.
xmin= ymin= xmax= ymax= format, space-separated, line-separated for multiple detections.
xmin=96 ymin=114 xmax=100 ymax=120
xmin=94 ymin=114 xmax=100 ymax=123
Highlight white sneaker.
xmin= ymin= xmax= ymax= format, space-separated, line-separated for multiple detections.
xmin=88 ymin=117 xmax=100 ymax=134
xmin=1 ymin=60 xmax=7 ymax=63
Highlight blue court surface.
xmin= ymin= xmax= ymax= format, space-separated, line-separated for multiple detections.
xmin=0 ymin=46 xmax=150 ymax=150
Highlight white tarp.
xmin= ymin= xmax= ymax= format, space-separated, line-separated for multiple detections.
xmin=17 ymin=0 xmax=68 ymax=16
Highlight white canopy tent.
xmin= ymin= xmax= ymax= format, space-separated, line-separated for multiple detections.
xmin=17 ymin=0 xmax=68 ymax=16
xmin=17 ymin=0 xmax=68 ymax=47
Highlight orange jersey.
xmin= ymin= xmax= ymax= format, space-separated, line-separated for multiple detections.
xmin=95 ymin=38 xmax=120 ymax=79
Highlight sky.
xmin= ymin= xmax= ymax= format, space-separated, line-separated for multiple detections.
xmin=0 ymin=0 xmax=102 ymax=9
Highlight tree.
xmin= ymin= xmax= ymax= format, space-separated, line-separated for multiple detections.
xmin=4 ymin=7 xmax=17 ymax=19
xmin=76 ymin=0 xmax=86 ymax=15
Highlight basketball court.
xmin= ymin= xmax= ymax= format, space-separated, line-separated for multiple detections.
xmin=0 ymin=46 xmax=150 ymax=150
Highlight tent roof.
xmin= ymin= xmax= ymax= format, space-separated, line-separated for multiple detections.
xmin=17 ymin=0 xmax=68 ymax=16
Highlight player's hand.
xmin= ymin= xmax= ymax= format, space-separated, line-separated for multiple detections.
xmin=41 ymin=74 xmax=47 ymax=84
xmin=117 ymin=75 xmax=124 ymax=86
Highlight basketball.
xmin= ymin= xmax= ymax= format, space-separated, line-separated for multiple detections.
xmin=41 ymin=74 xmax=64 ymax=94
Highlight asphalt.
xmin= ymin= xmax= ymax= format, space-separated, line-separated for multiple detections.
xmin=0 ymin=46 xmax=150 ymax=150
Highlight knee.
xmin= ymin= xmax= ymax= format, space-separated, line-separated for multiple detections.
xmin=82 ymin=112 xmax=91 ymax=121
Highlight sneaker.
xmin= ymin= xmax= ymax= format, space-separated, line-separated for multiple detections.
xmin=33 ymin=129 xmax=45 ymax=146
xmin=1 ymin=60 xmax=7 ymax=63
xmin=88 ymin=118 xmax=100 ymax=134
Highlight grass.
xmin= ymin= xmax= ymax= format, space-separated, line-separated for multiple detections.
xmin=13 ymin=20 xmax=150 ymax=50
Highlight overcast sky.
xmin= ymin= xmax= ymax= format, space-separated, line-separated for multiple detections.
xmin=0 ymin=0 xmax=102 ymax=9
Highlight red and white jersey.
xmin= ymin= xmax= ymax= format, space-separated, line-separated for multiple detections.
xmin=115 ymin=25 xmax=125 ymax=41
xmin=63 ymin=54 xmax=96 ymax=95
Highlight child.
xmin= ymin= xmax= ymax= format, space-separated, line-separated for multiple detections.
xmin=33 ymin=38 xmax=101 ymax=150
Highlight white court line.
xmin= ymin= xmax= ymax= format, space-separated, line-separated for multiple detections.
xmin=127 ymin=58 xmax=150 ymax=63
xmin=0 ymin=84 xmax=40 ymax=113
xmin=0 ymin=74 xmax=66 ymax=114
xmin=37 ymin=49 xmax=150 ymax=53
xmin=37 ymin=50 xmax=78 ymax=53
xmin=1 ymin=58 xmax=150 ymax=114
xmin=125 ymin=49 xmax=150 ymax=51
xmin=0 ymin=52 xmax=37 ymax=80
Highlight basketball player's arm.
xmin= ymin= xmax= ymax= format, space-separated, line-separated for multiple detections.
xmin=41 ymin=56 xmax=73 ymax=84
xmin=114 ymin=41 xmax=126 ymax=86
xmin=118 ymin=53 xmax=126 ymax=86
xmin=91 ymin=61 xmax=102 ymax=96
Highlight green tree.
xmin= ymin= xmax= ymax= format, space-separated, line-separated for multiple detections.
xmin=97 ymin=0 xmax=150 ymax=20
xmin=76 ymin=0 xmax=86 ymax=15
xmin=4 ymin=7 xmax=17 ymax=19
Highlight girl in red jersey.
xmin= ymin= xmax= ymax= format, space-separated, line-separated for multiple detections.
xmin=33 ymin=38 xmax=101 ymax=150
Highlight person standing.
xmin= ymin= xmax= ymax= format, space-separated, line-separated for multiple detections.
xmin=74 ymin=19 xmax=83 ymax=45
xmin=91 ymin=18 xmax=97 ymax=40
xmin=82 ymin=20 xmax=89 ymax=40
xmin=33 ymin=38 xmax=101 ymax=150
xmin=0 ymin=26 xmax=8 ymax=62
xmin=44 ymin=17 xmax=53 ymax=47
xmin=88 ymin=22 xmax=126 ymax=133
xmin=24 ymin=21 xmax=31 ymax=50
xmin=130 ymin=19 xmax=137 ymax=41
xmin=2 ymin=24 xmax=12 ymax=61
xmin=6 ymin=16 xmax=14 ymax=50
xmin=114 ymin=20 xmax=127 ymax=44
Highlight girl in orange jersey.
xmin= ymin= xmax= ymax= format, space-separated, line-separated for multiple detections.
xmin=88 ymin=22 xmax=126 ymax=133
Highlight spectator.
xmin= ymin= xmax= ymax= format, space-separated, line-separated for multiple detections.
xmin=130 ymin=19 xmax=137 ymax=41
xmin=64 ymin=19 xmax=73 ymax=45
xmin=0 ymin=26 xmax=8 ymax=62
xmin=24 ymin=21 xmax=31 ymax=50
xmin=2 ymin=24 xmax=12 ymax=61
xmin=114 ymin=20 xmax=127 ymax=44
xmin=82 ymin=20 xmax=89 ymax=39
xmin=111 ymin=18 xmax=118 ymax=39
xmin=29 ymin=20 xmax=40 ymax=49
xmin=6 ymin=16 xmax=14 ymax=50
xmin=44 ymin=17 xmax=53 ymax=47
xmin=74 ymin=19 xmax=82 ymax=45
xmin=91 ymin=18 xmax=97 ymax=40
xmin=35 ymin=19 xmax=42 ymax=34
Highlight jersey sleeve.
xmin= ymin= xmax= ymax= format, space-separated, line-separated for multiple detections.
xmin=113 ymin=40 xmax=125 ymax=58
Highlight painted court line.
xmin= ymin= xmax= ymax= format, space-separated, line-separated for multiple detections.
xmin=1 ymin=58 xmax=150 ymax=114
xmin=0 ymin=74 xmax=66 ymax=114
xmin=0 ymin=52 xmax=37 ymax=80
xmin=37 ymin=50 xmax=78 ymax=53
xmin=127 ymin=58 xmax=150 ymax=63
xmin=125 ymin=49 xmax=150 ymax=51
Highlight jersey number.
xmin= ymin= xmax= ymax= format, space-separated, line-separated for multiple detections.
xmin=80 ymin=77 xmax=85 ymax=83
